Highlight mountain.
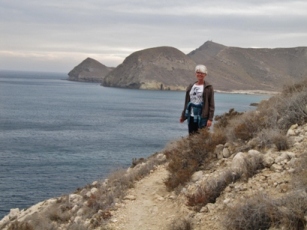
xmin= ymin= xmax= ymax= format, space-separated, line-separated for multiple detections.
xmin=68 ymin=42 xmax=307 ymax=92
xmin=188 ymin=41 xmax=307 ymax=91
xmin=68 ymin=57 xmax=113 ymax=82
xmin=102 ymin=46 xmax=197 ymax=90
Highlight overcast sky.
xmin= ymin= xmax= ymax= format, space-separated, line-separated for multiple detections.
xmin=1 ymin=0 xmax=307 ymax=73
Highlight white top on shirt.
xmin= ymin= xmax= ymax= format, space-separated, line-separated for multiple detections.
xmin=189 ymin=84 xmax=203 ymax=116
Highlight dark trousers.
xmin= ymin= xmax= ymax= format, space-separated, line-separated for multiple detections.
xmin=188 ymin=119 xmax=200 ymax=135
xmin=188 ymin=117 xmax=208 ymax=135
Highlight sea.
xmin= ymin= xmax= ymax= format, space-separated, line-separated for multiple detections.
xmin=0 ymin=70 xmax=271 ymax=219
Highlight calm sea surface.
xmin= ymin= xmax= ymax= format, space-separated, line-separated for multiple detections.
xmin=0 ymin=71 xmax=270 ymax=218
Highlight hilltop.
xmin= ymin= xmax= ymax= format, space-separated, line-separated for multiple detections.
xmin=188 ymin=41 xmax=307 ymax=91
xmin=68 ymin=41 xmax=307 ymax=92
xmin=102 ymin=46 xmax=196 ymax=90
xmin=68 ymin=57 xmax=113 ymax=82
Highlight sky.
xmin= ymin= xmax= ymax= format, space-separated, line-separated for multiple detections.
xmin=1 ymin=0 xmax=307 ymax=73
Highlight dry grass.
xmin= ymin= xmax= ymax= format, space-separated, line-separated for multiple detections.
xmin=7 ymin=221 xmax=34 ymax=230
xmin=222 ymin=191 xmax=307 ymax=230
xmin=164 ymin=129 xmax=223 ymax=190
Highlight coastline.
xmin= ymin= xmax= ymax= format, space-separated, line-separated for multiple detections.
xmin=215 ymin=89 xmax=279 ymax=95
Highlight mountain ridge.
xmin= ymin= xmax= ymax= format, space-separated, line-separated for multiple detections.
xmin=68 ymin=41 xmax=307 ymax=92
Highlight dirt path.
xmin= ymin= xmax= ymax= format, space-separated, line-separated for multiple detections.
xmin=107 ymin=165 xmax=185 ymax=230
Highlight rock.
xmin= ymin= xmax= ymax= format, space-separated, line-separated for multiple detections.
xmin=275 ymin=152 xmax=290 ymax=163
xmin=231 ymin=152 xmax=246 ymax=173
xmin=156 ymin=153 xmax=166 ymax=162
xmin=124 ymin=195 xmax=136 ymax=200
xmin=215 ymin=144 xmax=224 ymax=159
xmin=69 ymin=194 xmax=83 ymax=204
xmin=90 ymin=188 xmax=99 ymax=196
xmin=263 ymin=155 xmax=275 ymax=167
xmin=222 ymin=148 xmax=231 ymax=158
xmin=8 ymin=208 xmax=20 ymax=220
xmin=271 ymin=164 xmax=283 ymax=172
xmin=191 ymin=171 xmax=203 ymax=182
xmin=287 ymin=124 xmax=298 ymax=136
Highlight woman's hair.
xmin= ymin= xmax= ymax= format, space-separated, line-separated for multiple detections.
xmin=195 ymin=65 xmax=208 ymax=74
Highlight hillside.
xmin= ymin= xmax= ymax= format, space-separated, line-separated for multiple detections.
xmin=68 ymin=42 xmax=307 ymax=92
xmin=68 ymin=57 xmax=113 ymax=82
xmin=102 ymin=46 xmax=196 ymax=90
xmin=0 ymin=124 xmax=306 ymax=230
xmin=188 ymin=41 xmax=307 ymax=91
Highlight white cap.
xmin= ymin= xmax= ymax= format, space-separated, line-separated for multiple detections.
xmin=195 ymin=65 xmax=208 ymax=74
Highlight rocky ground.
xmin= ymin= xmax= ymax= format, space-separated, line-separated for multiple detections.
xmin=1 ymin=123 xmax=307 ymax=230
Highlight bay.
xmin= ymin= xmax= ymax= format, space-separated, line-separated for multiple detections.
xmin=0 ymin=70 xmax=270 ymax=218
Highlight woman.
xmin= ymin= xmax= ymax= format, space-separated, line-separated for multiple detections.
xmin=180 ymin=64 xmax=215 ymax=135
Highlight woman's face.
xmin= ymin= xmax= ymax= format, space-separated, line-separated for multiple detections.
xmin=195 ymin=71 xmax=206 ymax=82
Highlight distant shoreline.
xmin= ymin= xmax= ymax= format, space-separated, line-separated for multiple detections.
xmin=215 ymin=89 xmax=279 ymax=95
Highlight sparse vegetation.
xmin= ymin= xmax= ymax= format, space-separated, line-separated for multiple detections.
xmin=2 ymin=79 xmax=307 ymax=230
xmin=164 ymin=129 xmax=224 ymax=190
xmin=222 ymin=190 xmax=307 ymax=230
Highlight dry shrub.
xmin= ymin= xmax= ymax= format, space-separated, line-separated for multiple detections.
xmin=7 ymin=221 xmax=34 ymax=230
xmin=223 ymin=192 xmax=307 ymax=230
xmin=223 ymin=194 xmax=275 ymax=230
xmin=214 ymin=108 xmax=244 ymax=129
xmin=229 ymin=111 xmax=265 ymax=142
xmin=240 ymin=153 xmax=264 ymax=179
xmin=255 ymin=128 xmax=289 ymax=150
xmin=164 ymin=129 xmax=219 ymax=190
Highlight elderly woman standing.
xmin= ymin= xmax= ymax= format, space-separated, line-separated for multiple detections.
xmin=180 ymin=64 xmax=215 ymax=135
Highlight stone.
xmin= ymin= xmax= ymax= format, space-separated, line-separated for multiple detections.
xmin=69 ymin=194 xmax=83 ymax=204
xmin=287 ymin=129 xmax=296 ymax=136
xmin=275 ymin=152 xmax=290 ymax=163
xmin=222 ymin=148 xmax=231 ymax=158
xmin=8 ymin=208 xmax=20 ymax=220
xmin=231 ymin=152 xmax=246 ymax=173
xmin=263 ymin=155 xmax=275 ymax=167
xmin=215 ymin=144 xmax=224 ymax=159
xmin=157 ymin=153 xmax=166 ymax=162
xmin=191 ymin=171 xmax=203 ymax=182
xmin=124 ymin=195 xmax=136 ymax=200
xmin=271 ymin=164 xmax=283 ymax=172
xmin=90 ymin=187 xmax=99 ymax=196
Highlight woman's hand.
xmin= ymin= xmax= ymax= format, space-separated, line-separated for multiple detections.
xmin=207 ymin=120 xmax=212 ymax=127
xmin=180 ymin=117 xmax=185 ymax=123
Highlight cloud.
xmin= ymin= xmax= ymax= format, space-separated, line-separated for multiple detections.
xmin=0 ymin=0 xmax=306 ymax=72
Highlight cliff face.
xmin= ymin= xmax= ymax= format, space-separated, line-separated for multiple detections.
xmin=188 ymin=41 xmax=307 ymax=91
xmin=68 ymin=57 xmax=113 ymax=83
xmin=102 ymin=46 xmax=197 ymax=90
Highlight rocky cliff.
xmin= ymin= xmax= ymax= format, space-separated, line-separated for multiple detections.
xmin=188 ymin=41 xmax=307 ymax=91
xmin=68 ymin=57 xmax=113 ymax=82
xmin=102 ymin=46 xmax=197 ymax=90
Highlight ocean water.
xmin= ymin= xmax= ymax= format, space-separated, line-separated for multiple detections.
xmin=0 ymin=71 xmax=270 ymax=218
